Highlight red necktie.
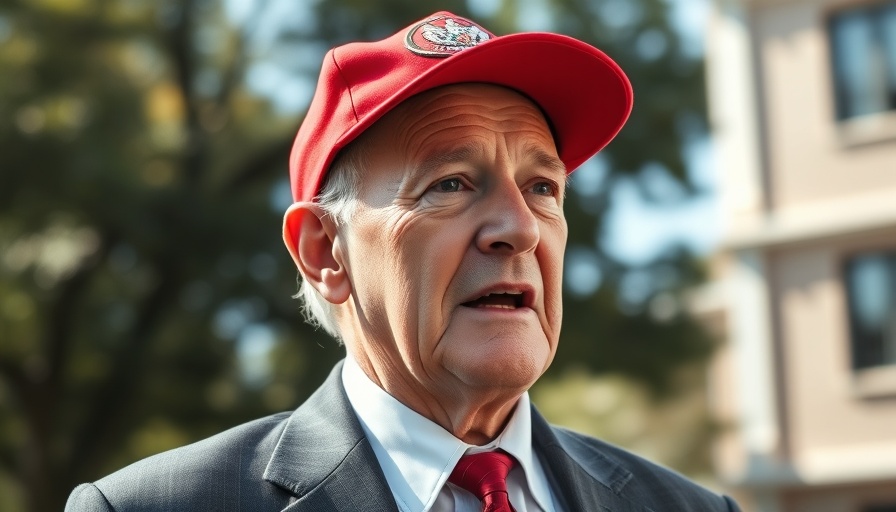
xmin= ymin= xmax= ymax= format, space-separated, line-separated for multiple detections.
xmin=448 ymin=451 xmax=517 ymax=512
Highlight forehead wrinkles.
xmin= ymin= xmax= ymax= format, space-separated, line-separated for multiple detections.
xmin=403 ymin=99 xmax=549 ymax=135
xmin=400 ymin=110 xmax=554 ymax=167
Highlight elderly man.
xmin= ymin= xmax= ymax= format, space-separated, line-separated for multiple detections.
xmin=66 ymin=11 xmax=740 ymax=512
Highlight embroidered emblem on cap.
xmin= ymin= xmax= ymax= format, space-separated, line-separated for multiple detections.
xmin=405 ymin=14 xmax=492 ymax=57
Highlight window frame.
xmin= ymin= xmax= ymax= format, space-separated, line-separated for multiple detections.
xmin=841 ymin=247 xmax=896 ymax=398
xmin=827 ymin=0 xmax=896 ymax=122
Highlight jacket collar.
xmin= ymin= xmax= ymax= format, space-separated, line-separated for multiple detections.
xmin=263 ymin=361 xmax=398 ymax=511
xmin=263 ymin=360 xmax=651 ymax=512
xmin=531 ymin=407 xmax=654 ymax=512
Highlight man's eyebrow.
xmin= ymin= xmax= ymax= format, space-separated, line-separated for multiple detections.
xmin=413 ymin=143 xmax=567 ymax=179
xmin=415 ymin=143 xmax=481 ymax=178
xmin=524 ymin=144 xmax=568 ymax=177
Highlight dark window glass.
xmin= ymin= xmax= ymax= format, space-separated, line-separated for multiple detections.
xmin=863 ymin=505 xmax=896 ymax=512
xmin=844 ymin=251 xmax=896 ymax=370
xmin=829 ymin=2 xmax=896 ymax=120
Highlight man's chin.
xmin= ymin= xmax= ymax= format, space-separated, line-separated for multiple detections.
xmin=440 ymin=329 xmax=553 ymax=391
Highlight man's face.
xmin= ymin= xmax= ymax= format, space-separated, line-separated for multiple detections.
xmin=337 ymin=84 xmax=567 ymax=409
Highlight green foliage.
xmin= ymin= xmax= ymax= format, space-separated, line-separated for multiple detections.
xmin=0 ymin=0 xmax=717 ymax=511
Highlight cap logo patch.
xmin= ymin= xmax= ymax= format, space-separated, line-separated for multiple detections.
xmin=405 ymin=15 xmax=492 ymax=57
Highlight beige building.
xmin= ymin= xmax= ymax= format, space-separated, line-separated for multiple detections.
xmin=704 ymin=0 xmax=896 ymax=510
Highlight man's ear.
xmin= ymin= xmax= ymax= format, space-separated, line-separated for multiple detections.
xmin=283 ymin=202 xmax=351 ymax=305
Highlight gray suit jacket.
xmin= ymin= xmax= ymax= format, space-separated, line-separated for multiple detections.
xmin=66 ymin=362 xmax=740 ymax=511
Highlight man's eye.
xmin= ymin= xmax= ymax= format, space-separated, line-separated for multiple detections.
xmin=531 ymin=181 xmax=555 ymax=196
xmin=433 ymin=178 xmax=463 ymax=193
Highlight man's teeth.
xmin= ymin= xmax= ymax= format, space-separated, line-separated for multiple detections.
xmin=461 ymin=291 xmax=524 ymax=309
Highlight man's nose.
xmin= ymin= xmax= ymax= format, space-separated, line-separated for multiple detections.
xmin=475 ymin=186 xmax=540 ymax=255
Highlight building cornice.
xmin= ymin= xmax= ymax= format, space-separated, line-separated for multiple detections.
xmin=722 ymin=189 xmax=896 ymax=251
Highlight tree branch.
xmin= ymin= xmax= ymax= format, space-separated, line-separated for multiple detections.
xmin=215 ymin=0 xmax=271 ymax=108
xmin=163 ymin=0 xmax=206 ymax=187
xmin=45 ymin=233 xmax=115 ymax=391
xmin=0 ymin=361 xmax=28 ymax=433
xmin=1 ymin=230 xmax=115 ymax=508
xmin=68 ymin=258 xmax=184 ymax=478
xmin=221 ymin=135 xmax=295 ymax=194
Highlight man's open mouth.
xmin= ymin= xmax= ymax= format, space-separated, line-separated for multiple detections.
xmin=461 ymin=292 xmax=525 ymax=310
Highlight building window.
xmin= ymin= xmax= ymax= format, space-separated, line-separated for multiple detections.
xmin=828 ymin=1 xmax=896 ymax=120
xmin=844 ymin=252 xmax=896 ymax=370
xmin=863 ymin=505 xmax=896 ymax=512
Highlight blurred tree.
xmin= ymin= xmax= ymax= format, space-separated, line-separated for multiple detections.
xmin=0 ymin=0 xmax=717 ymax=511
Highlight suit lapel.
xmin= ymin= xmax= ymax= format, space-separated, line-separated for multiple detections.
xmin=263 ymin=361 xmax=398 ymax=512
xmin=261 ymin=362 xmax=659 ymax=512
xmin=531 ymin=407 xmax=655 ymax=512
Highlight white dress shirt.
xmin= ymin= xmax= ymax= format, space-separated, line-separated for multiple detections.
xmin=341 ymin=355 xmax=560 ymax=512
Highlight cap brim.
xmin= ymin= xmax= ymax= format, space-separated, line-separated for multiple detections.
xmin=332 ymin=32 xmax=633 ymax=174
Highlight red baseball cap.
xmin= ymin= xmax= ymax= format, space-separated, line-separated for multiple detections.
xmin=287 ymin=11 xmax=633 ymax=204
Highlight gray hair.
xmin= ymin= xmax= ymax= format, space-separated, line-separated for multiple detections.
xmin=294 ymin=142 xmax=365 ymax=340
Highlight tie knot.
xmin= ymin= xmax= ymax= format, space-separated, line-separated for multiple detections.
xmin=448 ymin=451 xmax=516 ymax=502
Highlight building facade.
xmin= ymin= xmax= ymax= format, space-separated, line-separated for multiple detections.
xmin=705 ymin=0 xmax=896 ymax=511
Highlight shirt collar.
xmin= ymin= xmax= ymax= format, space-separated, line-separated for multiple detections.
xmin=341 ymin=355 xmax=552 ymax=512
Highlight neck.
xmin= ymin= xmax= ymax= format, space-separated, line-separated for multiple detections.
xmin=347 ymin=347 xmax=522 ymax=445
